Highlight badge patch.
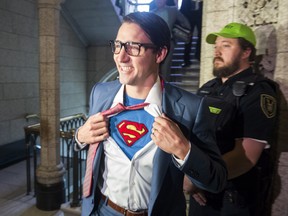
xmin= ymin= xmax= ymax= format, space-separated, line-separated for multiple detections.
xmin=209 ymin=106 xmax=222 ymax=114
xmin=117 ymin=120 xmax=148 ymax=146
xmin=260 ymin=94 xmax=276 ymax=118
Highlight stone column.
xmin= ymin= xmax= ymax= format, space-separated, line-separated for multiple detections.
xmin=36 ymin=0 xmax=66 ymax=211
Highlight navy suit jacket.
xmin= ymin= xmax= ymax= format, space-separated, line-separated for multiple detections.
xmin=80 ymin=80 xmax=227 ymax=216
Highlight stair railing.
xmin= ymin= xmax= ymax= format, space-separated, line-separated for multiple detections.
xmin=24 ymin=113 xmax=87 ymax=206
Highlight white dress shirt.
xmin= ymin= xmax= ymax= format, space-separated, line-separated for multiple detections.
xmin=99 ymin=77 xmax=163 ymax=211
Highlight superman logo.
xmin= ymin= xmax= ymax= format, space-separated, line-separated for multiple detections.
xmin=117 ymin=120 xmax=148 ymax=146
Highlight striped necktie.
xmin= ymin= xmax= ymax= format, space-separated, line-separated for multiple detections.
xmin=82 ymin=102 xmax=150 ymax=197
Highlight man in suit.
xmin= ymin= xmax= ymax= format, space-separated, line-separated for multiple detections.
xmin=75 ymin=12 xmax=227 ymax=216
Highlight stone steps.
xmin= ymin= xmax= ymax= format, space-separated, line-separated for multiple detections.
xmin=169 ymin=39 xmax=200 ymax=93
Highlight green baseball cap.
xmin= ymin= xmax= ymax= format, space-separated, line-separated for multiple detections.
xmin=206 ymin=22 xmax=256 ymax=47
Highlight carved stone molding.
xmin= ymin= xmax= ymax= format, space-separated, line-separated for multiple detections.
xmin=238 ymin=0 xmax=278 ymax=26
xmin=38 ymin=0 xmax=65 ymax=9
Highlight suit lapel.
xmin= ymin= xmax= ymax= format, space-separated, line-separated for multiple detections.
xmin=149 ymin=149 xmax=170 ymax=213
xmin=99 ymin=81 xmax=122 ymax=111
xmin=91 ymin=81 xmax=122 ymax=193
xmin=162 ymin=82 xmax=185 ymax=121
xmin=90 ymin=80 xmax=122 ymax=115
xmin=149 ymin=83 xmax=185 ymax=212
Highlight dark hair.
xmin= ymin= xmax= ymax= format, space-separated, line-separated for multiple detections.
xmin=238 ymin=37 xmax=256 ymax=62
xmin=122 ymin=12 xmax=171 ymax=53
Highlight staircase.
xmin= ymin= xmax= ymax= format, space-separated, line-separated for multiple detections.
xmin=169 ymin=37 xmax=200 ymax=94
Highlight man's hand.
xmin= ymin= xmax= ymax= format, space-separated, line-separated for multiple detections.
xmin=77 ymin=113 xmax=109 ymax=144
xmin=183 ymin=175 xmax=207 ymax=206
xmin=151 ymin=113 xmax=190 ymax=160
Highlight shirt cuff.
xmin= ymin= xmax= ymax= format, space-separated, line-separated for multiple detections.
xmin=74 ymin=127 xmax=87 ymax=150
xmin=173 ymin=142 xmax=191 ymax=167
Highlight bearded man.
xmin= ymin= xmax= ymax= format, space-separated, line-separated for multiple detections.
xmin=184 ymin=22 xmax=278 ymax=216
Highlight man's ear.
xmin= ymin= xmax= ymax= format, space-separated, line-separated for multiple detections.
xmin=156 ymin=46 xmax=168 ymax=64
xmin=242 ymin=47 xmax=252 ymax=60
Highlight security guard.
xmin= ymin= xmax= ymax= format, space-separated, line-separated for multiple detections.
xmin=184 ymin=22 xmax=278 ymax=216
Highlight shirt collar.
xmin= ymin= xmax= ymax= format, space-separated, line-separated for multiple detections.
xmin=111 ymin=76 xmax=163 ymax=117
xmin=216 ymin=67 xmax=254 ymax=87
xmin=145 ymin=76 xmax=162 ymax=109
xmin=226 ymin=67 xmax=253 ymax=84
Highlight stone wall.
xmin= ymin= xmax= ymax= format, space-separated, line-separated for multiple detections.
xmin=59 ymin=15 xmax=88 ymax=117
xmin=0 ymin=0 xmax=39 ymax=145
xmin=200 ymin=0 xmax=288 ymax=215
xmin=0 ymin=0 xmax=88 ymax=146
xmin=87 ymin=45 xmax=116 ymax=106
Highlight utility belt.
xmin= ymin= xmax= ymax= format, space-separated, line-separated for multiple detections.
xmin=204 ymin=188 xmax=250 ymax=208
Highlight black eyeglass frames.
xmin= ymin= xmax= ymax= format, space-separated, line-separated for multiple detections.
xmin=109 ymin=40 xmax=158 ymax=56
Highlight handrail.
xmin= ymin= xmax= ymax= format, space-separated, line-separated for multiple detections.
xmin=24 ymin=113 xmax=87 ymax=134
xmin=25 ymin=113 xmax=87 ymax=206
xmin=127 ymin=0 xmax=152 ymax=6
xmin=60 ymin=113 xmax=87 ymax=122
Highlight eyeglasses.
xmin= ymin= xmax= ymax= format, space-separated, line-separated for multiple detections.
xmin=109 ymin=40 xmax=158 ymax=56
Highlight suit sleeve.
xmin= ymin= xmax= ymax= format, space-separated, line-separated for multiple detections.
xmin=73 ymin=83 xmax=101 ymax=152
xmin=180 ymin=97 xmax=227 ymax=193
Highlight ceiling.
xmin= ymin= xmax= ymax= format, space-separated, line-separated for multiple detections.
xmin=61 ymin=0 xmax=122 ymax=46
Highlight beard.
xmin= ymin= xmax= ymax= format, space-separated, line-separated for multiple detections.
xmin=213 ymin=57 xmax=241 ymax=78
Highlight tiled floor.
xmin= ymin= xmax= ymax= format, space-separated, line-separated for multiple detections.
xmin=0 ymin=160 xmax=190 ymax=215
xmin=0 ymin=160 xmax=63 ymax=216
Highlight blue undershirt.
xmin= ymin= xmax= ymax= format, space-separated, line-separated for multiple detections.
xmin=109 ymin=94 xmax=154 ymax=160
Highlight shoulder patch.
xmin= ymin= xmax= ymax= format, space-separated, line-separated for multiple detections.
xmin=209 ymin=106 xmax=222 ymax=114
xmin=260 ymin=94 xmax=277 ymax=118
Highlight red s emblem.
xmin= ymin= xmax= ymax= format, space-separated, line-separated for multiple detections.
xmin=117 ymin=120 xmax=148 ymax=146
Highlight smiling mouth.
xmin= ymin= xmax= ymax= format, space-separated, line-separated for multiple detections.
xmin=119 ymin=66 xmax=133 ymax=72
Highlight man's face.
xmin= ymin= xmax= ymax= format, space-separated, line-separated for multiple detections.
xmin=155 ymin=0 xmax=166 ymax=8
xmin=113 ymin=22 xmax=162 ymax=87
xmin=212 ymin=37 xmax=243 ymax=78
